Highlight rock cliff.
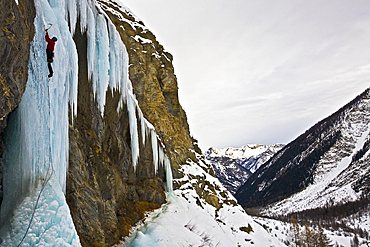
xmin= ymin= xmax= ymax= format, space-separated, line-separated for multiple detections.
xmin=66 ymin=1 xmax=202 ymax=246
xmin=0 ymin=0 xmax=35 ymax=133
xmin=0 ymin=0 xmax=36 ymax=205
xmin=97 ymin=0 xmax=199 ymax=178
xmin=66 ymin=21 xmax=166 ymax=246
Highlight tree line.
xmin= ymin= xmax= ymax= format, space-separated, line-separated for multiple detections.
xmin=286 ymin=218 xmax=333 ymax=247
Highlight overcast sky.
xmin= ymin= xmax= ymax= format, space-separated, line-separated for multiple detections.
xmin=121 ymin=0 xmax=370 ymax=151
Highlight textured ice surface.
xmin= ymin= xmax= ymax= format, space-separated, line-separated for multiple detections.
xmin=0 ymin=174 xmax=80 ymax=246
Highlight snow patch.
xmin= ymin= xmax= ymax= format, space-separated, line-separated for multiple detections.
xmin=121 ymin=158 xmax=284 ymax=246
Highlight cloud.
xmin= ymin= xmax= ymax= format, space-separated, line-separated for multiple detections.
xmin=122 ymin=0 xmax=370 ymax=151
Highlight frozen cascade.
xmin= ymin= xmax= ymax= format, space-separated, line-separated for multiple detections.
xmin=1 ymin=0 xmax=79 ymax=220
xmin=0 ymin=0 xmax=173 ymax=245
xmin=0 ymin=0 xmax=80 ymax=245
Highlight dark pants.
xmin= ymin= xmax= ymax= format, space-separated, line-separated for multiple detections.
xmin=46 ymin=49 xmax=54 ymax=76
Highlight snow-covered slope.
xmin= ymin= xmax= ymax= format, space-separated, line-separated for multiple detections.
xmin=254 ymin=215 xmax=370 ymax=247
xmin=205 ymin=144 xmax=284 ymax=193
xmin=121 ymin=156 xmax=286 ymax=247
xmin=264 ymin=94 xmax=370 ymax=215
xmin=236 ymin=88 xmax=370 ymax=218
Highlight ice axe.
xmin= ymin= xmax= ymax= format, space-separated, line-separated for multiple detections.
xmin=45 ymin=23 xmax=52 ymax=33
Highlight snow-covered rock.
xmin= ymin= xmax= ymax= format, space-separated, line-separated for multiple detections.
xmin=121 ymin=156 xmax=286 ymax=247
xmin=205 ymin=144 xmax=284 ymax=193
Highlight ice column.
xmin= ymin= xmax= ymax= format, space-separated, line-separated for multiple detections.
xmin=164 ymin=156 xmax=173 ymax=193
xmin=157 ymin=147 xmax=173 ymax=192
xmin=127 ymin=93 xmax=140 ymax=169
xmin=41 ymin=0 xmax=79 ymax=193
xmin=151 ymin=130 xmax=159 ymax=174
xmin=1 ymin=0 xmax=79 ymax=219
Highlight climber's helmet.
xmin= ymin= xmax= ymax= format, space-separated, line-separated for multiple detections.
xmin=52 ymin=37 xmax=57 ymax=42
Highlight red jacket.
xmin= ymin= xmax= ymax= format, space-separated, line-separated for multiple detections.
xmin=45 ymin=33 xmax=55 ymax=51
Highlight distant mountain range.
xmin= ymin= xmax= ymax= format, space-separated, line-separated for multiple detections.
xmin=205 ymin=144 xmax=284 ymax=194
xmin=206 ymin=89 xmax=370 ymax=244
xmin=235 ymin=88 xmax=370 ymax=217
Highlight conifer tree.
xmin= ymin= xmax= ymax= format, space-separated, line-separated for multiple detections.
xmin=350 ymin=234 xmax=359 ymax=247
xmin=288 ymin=218 xmax=302 ymax=247
xmin=302 ymin=225 xmax=316 ymax=247
xmin=317 ymin=225 xmax=333 ymax=247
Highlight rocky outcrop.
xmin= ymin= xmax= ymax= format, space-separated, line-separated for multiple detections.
xmin=65 ymin=2 xmax=208 ymax=245
xmin=0 ymin=0 xmax=35 ymax=205
xmin=0 ymin=0 xmax=35 ymax=135
xmin=97 ymin=1 xmax=200 ymax=179
xmin=66 ymin=20 xmax=168 ymax=246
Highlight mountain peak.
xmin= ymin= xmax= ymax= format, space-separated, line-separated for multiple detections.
xmin=205 ymin=144 xmax=284 ymax=193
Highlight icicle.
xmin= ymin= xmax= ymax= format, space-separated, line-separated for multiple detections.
xmin=86 ymin=5 xmax=96 ymax=81
xmin=151 ymin=130 xmax=159 ymax=174
xmin=89 ymin=13 xmax=110 ymax=113
xmin=65 ymin=0 xmax=77 ymax=35
xmin=77 ymin=0 xmax=88 ymax=33
xmin=138 ymin=110 xmax=147 ymax=145
xmin=159 ymin=146 xmax=165 ymax=167
xmin=108 ymin=21 xmax=124 ymax=90
xmin=157 ymin=146 xmax=173 ymax=192
xmin=164 ymin=156 xmax=173 ymax=193
xmin=127 ymin=94 xmax=140 ymax=170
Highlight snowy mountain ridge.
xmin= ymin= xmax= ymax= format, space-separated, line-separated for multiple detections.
xmin=263 ymin=92 xmax=370 ymax=216
xmin=207 ymin=144 xmax=283 ymax=158
xmin=236 ymin=88 xmax=370 ymax=218
xmin=205 ymin=144 xmax=284 ymax=193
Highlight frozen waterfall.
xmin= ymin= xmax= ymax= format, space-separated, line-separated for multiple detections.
xmin=0 ymin=0 xmax=173 ymax=245
xmin=0 ymin=0 xmax=80 ymax=245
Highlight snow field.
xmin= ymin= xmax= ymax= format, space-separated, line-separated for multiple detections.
xmin=121 ymin=159 xmax=285 ymax=247
xmin=255 ymin=216 xmax=370 ymax=247
xmin=0 ymin=174 xmax=80 ymax=246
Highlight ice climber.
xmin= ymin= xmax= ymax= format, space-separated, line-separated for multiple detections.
xmin=45 ymin=31 xmax=57 ymax=78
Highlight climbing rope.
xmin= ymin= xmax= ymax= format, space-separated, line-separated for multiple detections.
xmin=17 ymin=163 xmax=54 ymax=247
xmin=17 ymin=66 xmax=55 ymax=247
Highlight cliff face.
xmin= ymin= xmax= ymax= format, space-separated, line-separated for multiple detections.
xmin=97 ymin=1 xmax=200 ymax=179
xmin=0 ymin=0 xmax=35 ymax=207
xmin=0 ymin=0 xmax=35 ymax=148
xmin=66 ymin=1 xmax=200 ymax=246
xmin=67 ymin=23 xmax=166 ymax=246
